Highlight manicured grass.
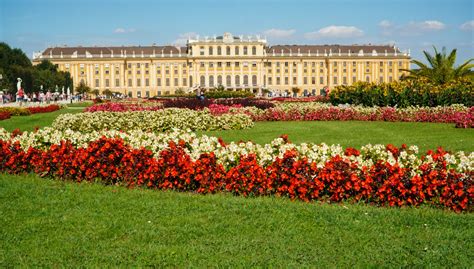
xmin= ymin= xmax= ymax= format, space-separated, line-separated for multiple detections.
xmin=0 ymin=173 xmax=472 ymax=267
xmin=0 ymin=107 xmax=84 ymax=132
xmin=201 ymin=121 xmax=474 ymax=153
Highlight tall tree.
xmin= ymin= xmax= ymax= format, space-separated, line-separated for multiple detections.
xmin=403 ymin=46 xmax=473 ymax=85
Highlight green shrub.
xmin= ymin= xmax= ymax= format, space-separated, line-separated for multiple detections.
xmin=329 ymin=79 xmax=474 ymax=107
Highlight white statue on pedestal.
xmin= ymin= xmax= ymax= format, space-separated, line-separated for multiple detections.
xmin=17 ymin=78 xmax=22 ymax=95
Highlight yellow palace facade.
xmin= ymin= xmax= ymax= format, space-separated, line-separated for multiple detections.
xmin=32 ymin=32 xmax=411 ymax=97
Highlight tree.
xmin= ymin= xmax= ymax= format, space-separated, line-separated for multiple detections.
xmin=75 ymin=81 xmax=91 ymax=95
xmin=91 ymin=89 xmax=100 ymax=97
xmin=102 ymin=89 xmax=113 ymax=98
xmin=403 ymin=46 xmax=473 ymax=85
xmin=291 ymin=87 xmax=300 ymax=97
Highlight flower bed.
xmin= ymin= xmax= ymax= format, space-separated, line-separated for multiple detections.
xmin=0 ymin=128 xmax=472 ymax=212
xmin=86 ymin=98 xmax=274 ymax=112
xmin=0 ymin=105 xmax=61 ymax=116
xmin=271 ymin=96 xmax=330 ymax=103
xmin=27 ymin=105 xmax=61 ymax=114
xmin=52 ymin=109 xmax=254 ymax=132
xmin=0 ymin=112 xmax=11 ymax=121
xmin=230 ymin=103 xmax=473 ymax=128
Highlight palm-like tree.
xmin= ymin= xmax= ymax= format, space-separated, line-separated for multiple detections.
xmin=403 ymin=46 xmax=473 ymax=85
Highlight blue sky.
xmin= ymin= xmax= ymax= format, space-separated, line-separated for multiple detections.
xmin=1 ymin=0 xmax=473 ymax=64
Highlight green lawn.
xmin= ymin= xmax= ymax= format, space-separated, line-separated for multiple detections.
xmin=0 ymin=107 xmax=85 ymax=132
xmin=201 ymin=121 xmax=474 ymax=153
xmin=0 ymin=173 xmax=472 ymax=267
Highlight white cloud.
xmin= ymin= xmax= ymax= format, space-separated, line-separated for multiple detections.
xmin=379 ymin=20 xmax=446 ymax=36
xmin=415 ymin=20 xmax=445 ymax=30
xmin=304 ymin=25 xmax=364 ymax=39
xmin=173 ymin=32 xmax=199 ymax=45
xmin=379 ymin=20 xmax=392 ymax=28
xmin=262 ymin=28 xmax=295 ymax=39
xmin=460 ymin=20 xmax=474 ymax=31
xmin=113 ymin=28 xmax=136 ymax=34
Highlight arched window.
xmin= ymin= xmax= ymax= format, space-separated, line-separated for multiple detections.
xmin=226 ymin=46 xmax=231 ymax=55
xmin=217 ymin=46 xmax=222 ymax=55
xmin=235 ymin=46 xmax=239 ymax=55
xmin=366 ymin=76 xmax=370 ymax=82
xmin=243 ymin=46 xmax=248 ymax=55
xmin=252 ymin=75 xmax=257 ymax=86
xmin=209 ymin=75 xmax=214 ymax=87
xmin=252 ymin=46 xmax=256 ymax=55
xmin=189 ymin=76 xmax=193 ymax=86
xmin=217 ymin=75 xmax=222 ymax=86
xmin=235 ymin=75 xmax=240 ymax=86
xmin=200 ymin=75 xmax=205 ymax=86
xmin=263 ymin=75 xmax=266 ymax=86
xmin=226 ymin=75 xmax=231 ymax=86
xmin=243 ymin=75 xmax=249 ymax=86
xmin=208 ymin=47 xmax=213 ymax=55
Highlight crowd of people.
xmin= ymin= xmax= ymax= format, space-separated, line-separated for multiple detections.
xmin=0 ymin=90 xmax=82 ymax=105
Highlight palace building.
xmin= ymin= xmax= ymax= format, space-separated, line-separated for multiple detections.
xmin=32 ymin=32 xmax=411 ymax=97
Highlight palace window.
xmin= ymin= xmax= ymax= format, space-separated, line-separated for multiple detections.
xmin=252 ymin=75 xmax=257 ymax=86
xmin=166 ymin=78 xmax=170 ymax=86
xmin=189 ymin=76 xmax=193 ymax=86
xmin=105 ymin=79 xmax=109 ymax=87
xmin=243 ymin=46 xmax=248 ymax=55
xmin=226 ymin=75 xmax=231 ymax=86
xmin=95 ymin=79 xmax=99 ymax=87
xmin=333 ymin=77 xmax=338 ymax=85
xmin=200 ymin=75 xmax=205 ymax=86
xmin=115 ymin=79 xmax=120 ymax=87
xmin=146 ymin=78 xmax=149 ymax=87
xmin=157 ymin=78 xmax=161 ymax=86
xmin=209 ymin=46 xmax=213 ymax=55
xmin=182 ymin=78 xmax=187 ymax=86
xmin=235 ymin=46 xmax=239 ymax=55
xmin=379 ymin=76 xmax=384 ymax=83
xmin=293 ymin=77 xmax=297 ymax=84
xmin=226 ymin=62 xmax=231 ymax=67
xmin=235 ymin=75 xmax=240 ymax=86
xmin=252 ymin=46 xmax=256 ymax=55
xmin=312 ymin=77 xmax=316 ymax=84
xmin=343 ymin=77 xmax=347 ymax=85
xmin=217 ymin=75 xmax=222 ymax=85
xmin=217 ymin=62 xmax=222 ymax=67
xmin=320 ymin=77 xmax=324 ymax=84
xmin=226 ymin=46 xmax=231 ymax=55
xmin=235 ymin=62 xmax=240 ymax=67
xmin=268 ymin=77 xmax=272 ymax=85
xmin=366 ymin=76 xmax=370 ymax=82
xmin=243 ymin=75 xmax=248 ymax=86
xmin=137 ymin=79 xmax=141 ymax=87
xmin=217 ymin=46 xmax=222 ymax=55
xmin=174 ymin=78 xmax=178 ymax=86
xmin=105 ymin=70 xmax=109 ymax=75
xmin=352 ymin=76 xmax=356 ymax=83
xmin=200 ymin=46 xmax=205 ymax=56
xmin=304 ymin=77 xmax=308 ymax=84
xmin=284 ymin=77 xmax=289 ymax=85
xmin=128 ymin=79 xmax=132 ymax=87
xmin=146 ymin=91 xmax=150 ymax=98
xmin=276 ymin=77 xmax=281 ymax=85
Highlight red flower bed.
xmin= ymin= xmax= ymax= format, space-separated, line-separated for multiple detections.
xmin=246 ymin=106 xmax=474 ymax=127
xmin=26 ymin=105 xmax=61 ymax=114
xmin=0 ymin=112 xmax=11 ymax=121
xmin=0 ymin=137 xmax=472 ymax=212
xmin=271 ymin=96 xmax=330 ymax=103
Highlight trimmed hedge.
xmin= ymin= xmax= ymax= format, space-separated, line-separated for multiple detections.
xmin=330 ymin=79 xmax=474 ymax=107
